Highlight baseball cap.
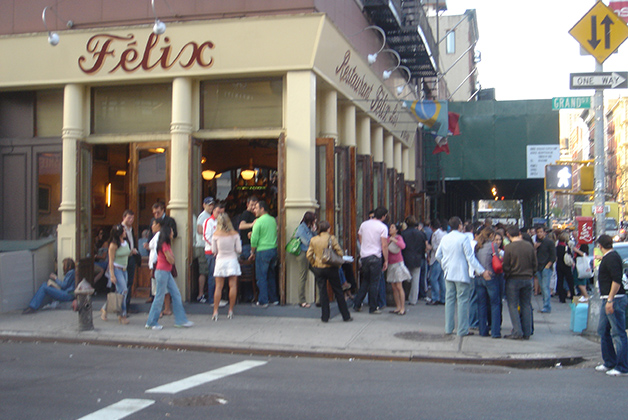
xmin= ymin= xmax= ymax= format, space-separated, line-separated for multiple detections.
xmin=203 ymin=196 xmax=215 ymax=205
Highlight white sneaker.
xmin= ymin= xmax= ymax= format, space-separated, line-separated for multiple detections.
xmin=606 ymin=368 xmax=628 ymax=377
xmin=145 ymin=324 xmax=163 ymax=330
xmin=175 ymin=321 xmax=194 ymax=328
xmin=578 ymin=296 xmax=589 ymax=303
xmin=218 ymin=300 xmax=228 ymax=307
xmin=595 ymin=364 xmax=610 ymax=372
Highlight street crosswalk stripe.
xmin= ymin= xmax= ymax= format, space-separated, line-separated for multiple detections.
xmin=145 ymin=360 xmax=267 ymax=394
xmin=76 ymin=398 xmax=155 ymax=420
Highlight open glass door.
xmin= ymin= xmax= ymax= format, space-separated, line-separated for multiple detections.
xmin=76 ymin=142 xmax=93 ymax=284
xmin=129 ymin=142 xmax=170 ymax=298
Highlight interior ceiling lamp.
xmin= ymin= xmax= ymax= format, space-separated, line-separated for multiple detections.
xmin=151 ymin=0 xmax=167 ymax=35
xmin=202 ymin=170 xmax=216 ymax=181
xmin=381 ymin=49 xmax=401 ymax=80
xmin=395 ymin=66 xmax=413 ymax=95
xmin=42 ymin=6 xmax=73 ymax=46
xmin=241 ymin=159 xmax=256 ymax=181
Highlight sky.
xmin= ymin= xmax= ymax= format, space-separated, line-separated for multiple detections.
xmin=444 ymin=0 xmax=628 ymax=101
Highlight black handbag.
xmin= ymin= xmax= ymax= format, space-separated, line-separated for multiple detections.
xmin=321 ymin=236 xmax=344 ymax=267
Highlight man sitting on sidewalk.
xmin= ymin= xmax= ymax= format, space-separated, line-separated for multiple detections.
xmin=22 ymin=258 xmax=76 ymax=314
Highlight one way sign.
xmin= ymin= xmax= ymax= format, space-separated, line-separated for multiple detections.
xmin=570 ymin=72 xmax=628 ymax=89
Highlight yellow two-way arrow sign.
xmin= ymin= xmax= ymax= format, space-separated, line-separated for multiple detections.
xmin=569 ymin=1 xmax=628 ymax=64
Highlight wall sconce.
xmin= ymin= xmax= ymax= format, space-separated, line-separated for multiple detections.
xmin=241 ymin=159 xmax=256 ymax=181
xmin=381 ymin=49 xmax=401 ymax=80
xmin=350 ymin=25 xmax=387 ymax=64
xmin=151 ymin=0 xmax=168 ymax=35
xmin=202 ymin=170 xmax=216 ymax=181
xmin=42 ymin=6 xmax=73 ymax=46
xmin=106 ymin=183 xmax=112 ymax=207
xmin=396 ymin=66 xmax=413 ymax=95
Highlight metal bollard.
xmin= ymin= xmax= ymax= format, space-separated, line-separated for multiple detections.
xmin=75 ymin=279 xmax=95 ymax=332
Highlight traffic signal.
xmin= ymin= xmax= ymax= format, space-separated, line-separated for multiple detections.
xmin=545 ymin=164 xmax=572 ymax=191
xmin=579 ymin=165 xmax=594 ymax=192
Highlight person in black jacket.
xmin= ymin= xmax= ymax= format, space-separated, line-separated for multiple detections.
xmin=595 ymin=234 xmax=628 ymax=376
xmin=401 ymin=216 xmax=427 ymax=306
xmin=534 ymin=225 xmax=556 ymax=313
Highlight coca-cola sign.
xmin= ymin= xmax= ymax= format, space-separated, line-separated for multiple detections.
xmin=79 ymin=33 xmax=215 ymax=75
xmin=610 ymin=1 xmax=628 ymax=23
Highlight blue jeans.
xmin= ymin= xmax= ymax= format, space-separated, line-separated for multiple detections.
xmin=205 ymin=254 xmax=216 ymax=304
xmin=28 ymin=284 xmax=74 ymax=310
xmin=146 ymin=269 xmax=190 ymax=327
xmin=506 ymin=278 xmax=533 ymax=338
xmin=241 ymin=244 xmax=251 ymax=259
xmin=598 ymin=295 xmax=628 ymax=373
xmin=537 ymin=268 xmax=552 ymax=312
xmin=408 ymin=267 xmax=421 ymax=305
xmin=113 ymin=267 xmax=128 ymax=316
xmin=476 ymin=275 xmax=502 ymax=337
xmin=468 ymin=276 xmax=479 ymax=329
xmin=255 ymin=248 xmax=278 ymax=305
xmin=445 ymin=280 xmax=471 ymax=336
xmin=355 ymin=255 xmax=382 ymax=313
xmin=429 ymin=261 xmax=445 ymax=303
xmin=377 ymin=271 xmax=387 ymax=308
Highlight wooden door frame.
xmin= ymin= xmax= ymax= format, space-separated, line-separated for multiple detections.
xmin=278 ymin=133 xmax=286 ymax=303
xmin=316 ymin=138 xmax=335 ymax=225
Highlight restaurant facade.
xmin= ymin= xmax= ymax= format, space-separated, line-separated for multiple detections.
xmin=0 ymin=2 xmax=433 ymax=303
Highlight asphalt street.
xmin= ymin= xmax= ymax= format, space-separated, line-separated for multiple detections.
xmin=1 ymin=341 xmax=623 ymax=420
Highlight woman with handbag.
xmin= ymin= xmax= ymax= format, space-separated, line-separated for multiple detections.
xmin=387 ymin=223 xmax=411 ymax=316
xmin=572 ymin=243 xmax=591 ymax=302
xmin=294 ymin=211 xmax=317 ymax=308
xmin=211 ymin=213 xmax=242 ymax=321
xmin=474 ymin=227 xmax=502 ymax=338
xmin=306 ymin=220 xmax=352 ymax=323
xmin=145 ymin=225 xmax=194 ymax=330
xmin=556 ymin=231 xmax=576 ymax=303
xmin=101 ymin=224 xmax=131 ymax=324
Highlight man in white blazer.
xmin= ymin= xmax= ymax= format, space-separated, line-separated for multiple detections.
xmin=436 ymin=216 xmax=490 ymax=336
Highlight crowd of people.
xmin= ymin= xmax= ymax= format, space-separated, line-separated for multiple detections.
xmin=19 ymin=197 xmax=627 ymax=376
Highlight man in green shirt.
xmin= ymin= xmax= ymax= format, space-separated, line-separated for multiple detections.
xmin=249 ymin=200 xmax=279 ymax=307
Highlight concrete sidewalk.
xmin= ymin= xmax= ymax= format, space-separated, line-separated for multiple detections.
xmin=0 ymin=294 xmax=601 ymax=367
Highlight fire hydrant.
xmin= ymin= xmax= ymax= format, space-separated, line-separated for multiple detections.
xmin=74 ymin=279 xmax=95 ymax=331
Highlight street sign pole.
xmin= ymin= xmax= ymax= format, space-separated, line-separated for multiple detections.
xmin=594 ymin=60 xmax=606 ymax=240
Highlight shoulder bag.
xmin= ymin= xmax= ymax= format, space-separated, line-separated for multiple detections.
xmin=106 ymin=292 xmax=123 ymax=314
xmin=563 ymin=247 xmax=574 ymax=267
xmin=322 ymin=236 xmax=345 ymax=267
xmin=491 ymin=243 xmax=503 ymax=274
xmin=285 ymin=227 xmax=301 ymax=256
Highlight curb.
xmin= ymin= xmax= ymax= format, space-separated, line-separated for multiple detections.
xmin=0 ymin=332 xmax=587 ymax=368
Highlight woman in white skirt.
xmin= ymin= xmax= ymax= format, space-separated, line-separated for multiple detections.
xmin=211 ymin=213 xmax=242 ymax=320
xmin=387 ymin=223 xmax=411 ymax=315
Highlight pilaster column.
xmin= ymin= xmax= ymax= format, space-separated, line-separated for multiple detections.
xmin=58 ymin=84 xmax=85 ymax=269
xmin=339 ymin=104 xmax=356 ymax=147
xmin=384 ymin=133 xmax=394 ymax=168
xmin=402 ymin=146 xmax=410 ymax=178
xmin=371 ymin=126 xmax=384 ymax=162
xmin=170 ymin=77 xmax=193 ymax=295
xmin=357 ymin=115 xmax=371 ymax=155
xmin=285 ymin=70 xmax=318 ymax=303
xmin=319 ymin=89 xmax=338 ymax=141
xmin=394 ymin=141 xmax=403 ymax=173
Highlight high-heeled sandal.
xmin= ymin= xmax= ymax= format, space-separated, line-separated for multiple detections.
xmin=211 ymin=314 xmax=218 ymax=321
xmin=227 ymin=311 xmax=233 ymax=319
xmin=100 ymin=308 xmax=107 ymax=321
xmin=118 ymin=315 xmax=129 ymax=325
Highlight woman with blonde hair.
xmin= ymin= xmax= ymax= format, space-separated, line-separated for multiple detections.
xmin=211 ymin=213 xmax=242 ymax=320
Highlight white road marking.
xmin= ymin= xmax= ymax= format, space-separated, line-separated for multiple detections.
xmin=76 ymin=398 xmax=155 ymax=420
xmin=145 ymin=360 xmax=267 ymax=394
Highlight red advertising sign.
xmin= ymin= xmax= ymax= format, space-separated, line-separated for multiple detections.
xmin=576 ymin=216 xmax=594 ymax=244
xmin=610 ymin=1 xmax=628 ymax=23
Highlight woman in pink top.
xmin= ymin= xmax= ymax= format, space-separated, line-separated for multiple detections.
xmin=387 ymin=223 xmax=411 ymax=315
xmin=145 ymin=225 xmax=193 ymax=330
xmin=211 ymin=213 xmax=242 ymax=320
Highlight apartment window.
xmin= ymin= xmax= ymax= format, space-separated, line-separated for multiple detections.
xmin=446 ymin=31 xmax=456 ymax=54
